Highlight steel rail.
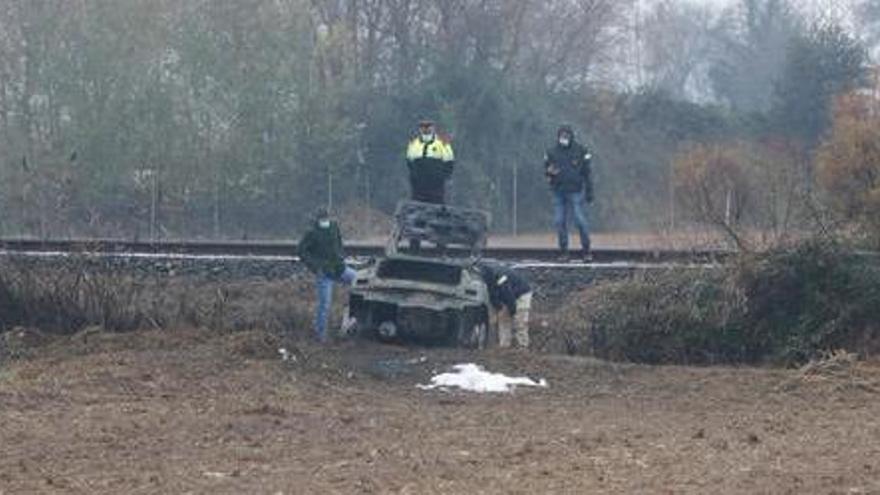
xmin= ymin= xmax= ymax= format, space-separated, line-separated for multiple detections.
xmin=0 ymin=237 xmax=735 ymax=264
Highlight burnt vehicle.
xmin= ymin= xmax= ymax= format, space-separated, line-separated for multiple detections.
xmin=346 ymin=201 xmax=493 ymax=348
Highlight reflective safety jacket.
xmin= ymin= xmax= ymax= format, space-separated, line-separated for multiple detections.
xmin=406 ymin=137 xmax=455 ymax=197
xmin=406 ymin=136 xmax=455 ymax=164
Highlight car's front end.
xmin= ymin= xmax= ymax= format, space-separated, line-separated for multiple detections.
xmin=348 ymin=255 xmax=491 ymax=347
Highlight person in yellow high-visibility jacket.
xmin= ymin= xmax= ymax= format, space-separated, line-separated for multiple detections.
xmin=405 ymin=120 xmax=455 ymax=204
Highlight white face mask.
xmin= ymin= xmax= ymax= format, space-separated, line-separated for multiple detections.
xmin=420 ymin=132 xmax=435 ymax=143
xmin=559 ymin=136 xmax=571 ymax=147
xmin=318 ymin=219 xmax=331 ymax=228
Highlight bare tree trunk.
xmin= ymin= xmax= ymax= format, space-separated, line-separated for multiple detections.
xmin=327 ymin=168 xmax=333 ymax=212
xmin=512 ymin=159 xmax=518 ymax=236
xmin=150 ymin=166 xmax=158 ymax=242
xmin=389 ymin=0 xmax=414 ymax=87
xmin=362 ymin=0 xmax=381 ymax=82
xmin=213 ymin=162 xmax=221 ymax=238
xmin=348 ymin=0 xmax=361 ymax=83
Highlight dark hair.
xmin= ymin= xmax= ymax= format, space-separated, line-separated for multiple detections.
xmin=313 ymin=206 xmax=330 ymax=221
xmin=557 ymin=125 xmax=574 ymax=138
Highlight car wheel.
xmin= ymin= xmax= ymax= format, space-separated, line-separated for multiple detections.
xmin=455 ymin=312 xmax=489 ymax=349
xmin=377 ymin=320 xmax=398 ymax=342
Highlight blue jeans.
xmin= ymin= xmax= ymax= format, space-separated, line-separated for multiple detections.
xmin=314 ymin=266 xmax=357 ymax=342
xmin=553 ymin=190 xmax=591 ymax=251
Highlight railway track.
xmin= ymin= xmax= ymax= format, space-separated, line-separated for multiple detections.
xmin=0 ymin=238 xmax=733 ymax=264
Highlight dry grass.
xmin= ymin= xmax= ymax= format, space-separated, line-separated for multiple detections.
xmin=530 ymin=285 xmax=606 ymax=356
xmin=336 ymin=203 xmax=393 ymax=240
xmin=0 ymin=259 xmax=317 ymax=343
xmin=532 ymin=268 xmax=736 ymax=363
xmin=787 ymin=350 xmax=880 ymax=393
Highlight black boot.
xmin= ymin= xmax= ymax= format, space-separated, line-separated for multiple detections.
xmin=557 ymin=249 xmax=570 ymax=262
xmin=581 ymin=248 xmax=593 ymax=262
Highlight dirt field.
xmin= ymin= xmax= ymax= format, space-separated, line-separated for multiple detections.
xmin=2 ymin=328 xmax=880 ymax=494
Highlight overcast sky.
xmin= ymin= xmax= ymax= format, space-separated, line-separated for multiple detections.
xmin=646 ymin=0 xmax=857 ymax=28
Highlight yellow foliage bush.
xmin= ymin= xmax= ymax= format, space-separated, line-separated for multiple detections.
xmin=673 ymin=141 xmax=806 ymax=249
xmin=817 ymin=93 xmax=880 ymax=245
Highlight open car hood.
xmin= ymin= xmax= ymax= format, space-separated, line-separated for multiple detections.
xmin=387 ymin=201 xmax=490 ymax=256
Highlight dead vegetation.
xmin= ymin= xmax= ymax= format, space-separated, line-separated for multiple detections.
xmin=535 ymin=241 xmax=880 ymax=366
xmin=0 ymin=258 xmax=316 ymax=356
xmin=784 ymin=349 xmax=880 ymax=393
xmin=3 ymin=240 xmax=879 ymax=370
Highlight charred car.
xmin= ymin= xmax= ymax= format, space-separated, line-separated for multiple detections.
xmin=346 ymin=201 xmax=493 ymax=348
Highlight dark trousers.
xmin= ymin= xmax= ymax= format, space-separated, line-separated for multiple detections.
xmin=411 ymin=183 xmax=446 ymax=205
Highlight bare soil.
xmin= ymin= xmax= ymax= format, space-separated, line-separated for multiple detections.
xmin=2 ymin=328 xmax=880 ymax=494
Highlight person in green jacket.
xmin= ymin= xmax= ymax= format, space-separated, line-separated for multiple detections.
xmin=298 ymin=207 xmax=356 ymax=343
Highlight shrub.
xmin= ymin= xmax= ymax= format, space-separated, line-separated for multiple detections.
xmin=580 ymin=268 xmax=745 ymax=365
xmin=551 ymin=240 xmax=880 ymax=366
xmin=673 ymin=140 xmax=809 ymax=250
xmin=0 ymin=258 xmax=315 ymax=337
xmin=734 ymin=241 xmax=880 ymax=363
xmin=817 ymin=92 xmax=880 ymax=247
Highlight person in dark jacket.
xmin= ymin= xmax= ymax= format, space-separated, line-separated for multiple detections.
xmin=298 ymin=207 xmax=356 ymax=343
xmin=544 ymin=125 xmax=593 ymax=261
xmin=478 ymin=262 xmax=533 ymax=349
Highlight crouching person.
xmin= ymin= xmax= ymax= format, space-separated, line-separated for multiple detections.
xmin=478 ymin=262 xmax=533 ymax=349
xmin=298 ymin=207 xmax=356 ymax=343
